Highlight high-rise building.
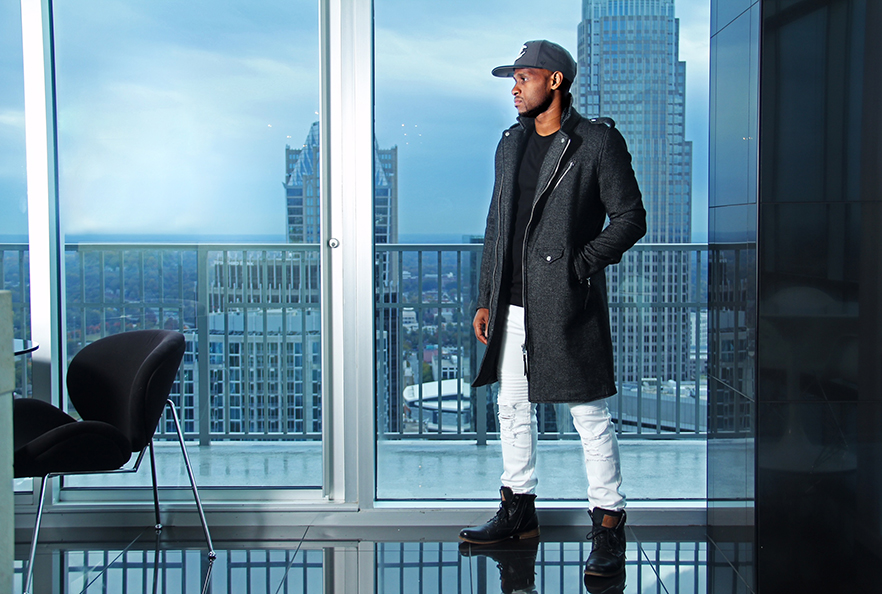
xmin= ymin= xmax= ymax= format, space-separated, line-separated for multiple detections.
xmin=285 ymin=122 xmax=398 ymax=245
xmin=284 ymin=122 xmax=403 ymax=431
xmin=577 ymin=0 xmax=694 ymax=383
xmin=576 ymin=0 xmax=692 ymax=244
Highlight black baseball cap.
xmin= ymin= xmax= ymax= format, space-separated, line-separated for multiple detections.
xmin=492 ymin=40 xmax=577 ymax=82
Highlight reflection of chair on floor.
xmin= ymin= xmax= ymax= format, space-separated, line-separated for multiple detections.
xmin=13 ymin=330 xmax=215 ymax=593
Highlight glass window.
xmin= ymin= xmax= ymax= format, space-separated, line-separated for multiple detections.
xmin=3 ymin=0 xmax=33 ymax=494
xmin=374 ymin=0 xmax=710 ymax=501
xmin=0 ymin=0 xmax=28 ymax=242
xmin=52 ymin=0 xmax=322 ymax=491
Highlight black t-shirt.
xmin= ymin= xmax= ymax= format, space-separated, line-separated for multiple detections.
xmin=506 ymin=130 xmax=556 ymax=307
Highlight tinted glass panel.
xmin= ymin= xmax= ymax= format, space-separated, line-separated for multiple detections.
xmin=52 ymin=0 xmax=322 ymax=490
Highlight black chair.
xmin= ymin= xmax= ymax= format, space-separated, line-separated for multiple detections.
xmin=13 ymin=329 xmax=215 ymax=593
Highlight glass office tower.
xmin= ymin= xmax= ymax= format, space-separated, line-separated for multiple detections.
xmin=284 ymin=124 xmax=403 ymax=432
xmin=577 ymin=0 xmax=695 ymax=385
xmin=577 ymin=0 xmax=692 ymax=244
xmin=285 ymin=122 xmax=398 ymax=245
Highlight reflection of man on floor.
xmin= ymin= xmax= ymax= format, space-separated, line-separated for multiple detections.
xmin=460 ymin=40 xmax=646 ymax=578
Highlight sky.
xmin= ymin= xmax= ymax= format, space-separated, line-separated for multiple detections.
xmin=0 ymin=0 xmax=28 ymax=238
xmin=0 ymin=0 xmax=710 ymax=242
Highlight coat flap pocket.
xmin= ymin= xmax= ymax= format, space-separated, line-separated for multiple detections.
xmin=536 ymin=246 xmax=565 ymax=264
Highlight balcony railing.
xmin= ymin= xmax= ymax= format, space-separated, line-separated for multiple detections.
xmin=3 ymin=242 xmax=713 ymax=444
xmin=375 ymin=243 xmax=709 ymax=444
xmin=1 ymin=244 xmax=31 ymax=396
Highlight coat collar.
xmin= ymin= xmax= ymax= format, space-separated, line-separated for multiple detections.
xmin=500 ymin=94 xmax=579 ymax=209
xmin=514 ymin=93 xmax=581 ymax=137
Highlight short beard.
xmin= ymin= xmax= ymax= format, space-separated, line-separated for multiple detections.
xmin=520 ymin=92 xmax=555 ymax=119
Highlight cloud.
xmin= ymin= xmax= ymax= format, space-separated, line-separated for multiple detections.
xmin=374 ymin=0 xmax=579 ymax=97
xmin=0 ymin=109 xmax=25 ymax=129
xmin=52 ymin=4 xmax=319 ymax=238
xmin=40 ymin=0 xmax=712 ymax=241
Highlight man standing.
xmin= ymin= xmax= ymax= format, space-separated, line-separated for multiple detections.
xmin=459 ymin=40 xmax=646 ymax=578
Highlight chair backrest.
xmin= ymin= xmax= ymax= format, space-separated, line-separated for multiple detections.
xmin=66 ymin=330 xmax=186 ymax=451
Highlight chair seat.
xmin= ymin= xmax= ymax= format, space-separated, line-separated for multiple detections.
xmin=13 ymin=399 xmax=133 ymax=479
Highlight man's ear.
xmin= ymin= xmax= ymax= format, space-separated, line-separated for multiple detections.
xmin=550 ymin=71 xmax=562 ymax=90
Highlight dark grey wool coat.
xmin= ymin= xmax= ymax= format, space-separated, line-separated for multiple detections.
xmin=472 ymin=98 xmax=646 ymax=403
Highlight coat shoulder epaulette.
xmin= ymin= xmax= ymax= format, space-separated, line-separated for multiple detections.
xmin=503 ymin=122 xmax=522 ymax=137
xmin=588 ymin=117 xmax=616 ymax=128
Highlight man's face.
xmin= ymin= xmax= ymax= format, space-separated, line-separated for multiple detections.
xmin=511 ymin=68 xmax=555 ymax=118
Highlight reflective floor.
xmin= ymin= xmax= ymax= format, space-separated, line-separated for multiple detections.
xmin=14 ymin=525 xmax=754 ymax=593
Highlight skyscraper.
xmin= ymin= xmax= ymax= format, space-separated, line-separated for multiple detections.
xmin=577 ymin=0 xmax=694 ymax=383
xmin=576 ymin=0 xmax=692 ymax=243
xmin=284 ymin=122 xmax=321 ymax=244
xmin=284 ymin=122 xmax=398 ymax=245
xmin=284 ymin=123 xmax=403 ymax=430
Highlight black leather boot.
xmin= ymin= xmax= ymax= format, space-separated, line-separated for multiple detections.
xmin=459 ymin=486 xmax=540 ymax=544
xmin=459 ymin=538 xmax=539 ymax=594
xmin=583 ymin=508 xmax=626 ymax=577
xmin=583 ymin=571 xmax=626 ymax=594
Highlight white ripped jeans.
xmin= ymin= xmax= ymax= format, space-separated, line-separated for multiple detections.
xmin=497 ymin=305 xmax=625 ymax=511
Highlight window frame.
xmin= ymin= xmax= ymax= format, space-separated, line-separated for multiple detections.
xmin=20 ymin=0 xmax=378 ymax=515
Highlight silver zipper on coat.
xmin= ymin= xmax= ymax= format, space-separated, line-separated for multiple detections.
xmin=549 ymin=160 xmax=575 ymax=197
xmin=520 ymin=138 xmax=572 ymax=380
xmin=488 ymin=168 xmax=504 ymax=338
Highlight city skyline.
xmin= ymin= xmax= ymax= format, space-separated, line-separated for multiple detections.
xmin=0 ymin=0 xmax=709 ymax=243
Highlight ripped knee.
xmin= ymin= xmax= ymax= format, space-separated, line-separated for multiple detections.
xmin=498 ymin=402 xmax=534 ymax=442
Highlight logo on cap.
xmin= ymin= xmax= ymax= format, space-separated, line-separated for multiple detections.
xmin=516 ymin=45 xmax=528 ymax=60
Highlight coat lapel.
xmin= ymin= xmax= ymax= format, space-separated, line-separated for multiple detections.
xmin=500 ymin=126 xmax=526 ymax=225
xmin=533 ymin=132 xmax=569 ymax=207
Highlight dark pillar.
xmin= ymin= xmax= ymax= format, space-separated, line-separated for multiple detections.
xmin=755 ymin=0 xmax=882 ymax=590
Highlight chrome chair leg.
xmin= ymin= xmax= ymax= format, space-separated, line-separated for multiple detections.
xmin=153 ymin=526 xmax=161 ymax=594
xmin=23 ymin=476 xmax=50 ymax=594
xmin=148 ymin=439 xmax=163 ymax=531
xmin=166 ymin=399 xmax=216 ymax=560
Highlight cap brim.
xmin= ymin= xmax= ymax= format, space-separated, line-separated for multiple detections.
xmin=491 ymin=65 xmax=519 ymax=77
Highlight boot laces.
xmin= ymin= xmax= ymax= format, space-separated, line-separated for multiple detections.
xmin=586 ymin=525 xmax=623 ymax=552
xmin=490 ymin=499 xmax=513 ymax=525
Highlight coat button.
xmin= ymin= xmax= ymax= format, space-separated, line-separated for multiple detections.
xmin=546 ymin=255 xmax=552 ymax=262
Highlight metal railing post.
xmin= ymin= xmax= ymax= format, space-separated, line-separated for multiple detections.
xmin=197 ymin=246 xmax=211 ymax=446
